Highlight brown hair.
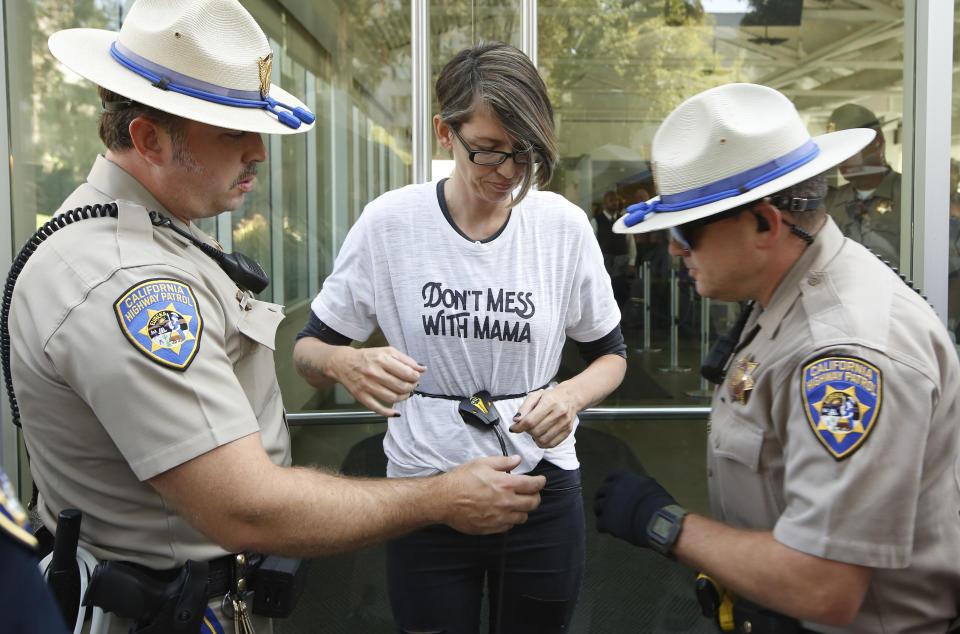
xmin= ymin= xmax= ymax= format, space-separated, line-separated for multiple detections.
xmin=97 ymin=86 xmax=186 ymax=151
xmin=436 ymin=42 xmax=558 ymax=206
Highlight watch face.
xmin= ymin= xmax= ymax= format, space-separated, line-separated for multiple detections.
xmin=651 ymin=515 xmax=673 ymax=539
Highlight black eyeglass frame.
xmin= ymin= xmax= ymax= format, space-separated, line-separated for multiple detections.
xmin=449 ymin=126 xmax=538 ymax=166
xmin=670 ymin=205 xmax=753 ymax=252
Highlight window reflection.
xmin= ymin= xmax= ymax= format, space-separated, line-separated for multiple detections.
xmin=539 ymin=0 xmax=907 ymax=405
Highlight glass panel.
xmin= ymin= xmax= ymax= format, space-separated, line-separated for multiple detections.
xmin=538 ymin=0 xmax=906 ymax=406
xmin=280 ymin=55 xmax=310 ymax=305
xmin=246 ymin=0 xmax=414 ymax=411
xmin=6 ymin=1 xmax=124 ymax=245
xmin=949 ymin=0 xmax=960 ymax=346
xmin=430 ymin=0 xmax=523 ymax=175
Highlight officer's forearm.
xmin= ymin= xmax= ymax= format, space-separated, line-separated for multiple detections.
xmin=673 ymin=513 xmax=871 ymax=627
xmin=149 ymin=434 xmax=540 ymax=558
xmin=150 ymin=434 xmax=450 ymax=557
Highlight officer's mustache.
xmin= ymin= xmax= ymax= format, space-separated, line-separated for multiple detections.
xmin=231 ymin=163 xmax=259 ymax=188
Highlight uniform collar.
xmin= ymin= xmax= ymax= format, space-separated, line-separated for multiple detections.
xmin=88 ymin=154 xmax=169 ymax=214
xmin=90 ymin=155 xmax=218 ymax=248
xmin=88 ymin=156 xmax=214 ymax=262
xmin=754 ymin=215 xmax=845 ymax=339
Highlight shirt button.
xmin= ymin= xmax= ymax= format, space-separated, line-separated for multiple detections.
xmin=808 ymin=273 xmax=822 ymax=286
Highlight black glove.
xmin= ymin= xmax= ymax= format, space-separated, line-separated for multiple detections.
xmin=594 ymin=470 xmax=677 ymax=548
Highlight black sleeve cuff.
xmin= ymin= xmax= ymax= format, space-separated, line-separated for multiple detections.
xmin=296 ymin=311 xmax=352 ymax=345
xmin=575 ymin=324 xmax=627 ymax=364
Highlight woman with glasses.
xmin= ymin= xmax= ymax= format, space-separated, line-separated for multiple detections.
xmin=294 ymin=41 xmax=626 ymax=632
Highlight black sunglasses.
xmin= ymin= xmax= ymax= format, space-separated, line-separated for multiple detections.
xmin=449 ymin=126 xmax=538 ymax=166
xmin=670 ymin=205 xmax=753 ymax=251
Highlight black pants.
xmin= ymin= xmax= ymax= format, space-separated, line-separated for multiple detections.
xmin=386 ymin=460 xmax=585 ymax=634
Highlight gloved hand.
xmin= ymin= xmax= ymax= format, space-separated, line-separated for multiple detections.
xmin=594 ymin=470 xmax=677 ymax=548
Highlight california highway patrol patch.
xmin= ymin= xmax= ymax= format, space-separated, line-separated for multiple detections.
xmin=114 ymin=278 xmax=203 ymax=371
xmin=801 ymin=356 xmax=881 ymax=460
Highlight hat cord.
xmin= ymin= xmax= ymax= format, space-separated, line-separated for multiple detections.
xmin=109 ymin=42 xmax=315 ymax=129
xmin=623 ymin=139 xmax=820 ymax=227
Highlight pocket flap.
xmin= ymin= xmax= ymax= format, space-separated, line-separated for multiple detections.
xmin=713 ymin=418 xmax=764 ymax=472
xmin=237 ymin=298 xmax=284 ymax=350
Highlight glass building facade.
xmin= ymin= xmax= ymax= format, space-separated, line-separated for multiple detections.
xmin=1 ymin=1 xmax=956 ymax=631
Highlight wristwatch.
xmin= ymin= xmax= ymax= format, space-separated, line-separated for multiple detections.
xmin=646 ymin=504 xmax=688 ymax=557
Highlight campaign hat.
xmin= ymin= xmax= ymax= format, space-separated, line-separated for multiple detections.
xmin=48 ymin=0 xmax=314 ymax=135
xmin=615 ymin=83 xmax=874 ymax=234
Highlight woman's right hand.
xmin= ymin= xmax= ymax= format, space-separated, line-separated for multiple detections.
xmin=328 ymin=345 xmax=426 ymax=417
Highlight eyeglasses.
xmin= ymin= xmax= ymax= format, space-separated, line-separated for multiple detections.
xmin=449 ymin=126 xmax=538 ymax=166
xmin=670 ymin=205 xmax=751 ymax=252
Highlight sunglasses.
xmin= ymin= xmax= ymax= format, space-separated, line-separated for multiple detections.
xmin=450 ymin=126 xmax=539 ymax=166
xmin=670 ymin=205 xmax=753 ymax=252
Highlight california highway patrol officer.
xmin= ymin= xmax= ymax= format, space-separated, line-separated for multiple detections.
xmin=823 ymin=103 xmax=902 ymax=269
xmin=593 ymin=83 xmax=960 ymax=633
xmin=6 ymin=1 xmax=544 ymax=632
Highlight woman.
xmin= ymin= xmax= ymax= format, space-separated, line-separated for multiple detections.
xmin=293 ymin=41 xmax=626 ymax=632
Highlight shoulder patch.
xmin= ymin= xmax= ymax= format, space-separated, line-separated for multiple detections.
xmin=114 ymin=278 xmax=203 ymax=371
xmin=801 ymin=355 xmax=881 ymax=460
xmin=0 ymin=467 xmax=37 ymax=550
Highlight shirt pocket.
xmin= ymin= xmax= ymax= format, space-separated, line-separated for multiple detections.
xmin=711 ymin=415 xmax=778 ymax=527
xmin=713 ymin=417 xmax=763 ymax=471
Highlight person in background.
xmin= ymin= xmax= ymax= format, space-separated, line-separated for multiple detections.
xmin=294 ymin=41 xmax=626 ymax=633
xmin=823 ymin=103 xmax=902 ymax=268
xmin=595 ymin=82 xmax=960 ymax=633
xmin=591 ymin=189 xmax=636 ymax=308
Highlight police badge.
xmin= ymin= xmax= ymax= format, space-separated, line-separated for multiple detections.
xmin=727 ymin=355 xmax=758 ymax=404
xmin=801 ymin=355 xmax=882 ymax=460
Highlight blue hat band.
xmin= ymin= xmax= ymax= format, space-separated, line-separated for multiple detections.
xmin=623 ymin=139 xmax=820 ymax=227
xmin=110 ymin=41 xmax=315 ymax=129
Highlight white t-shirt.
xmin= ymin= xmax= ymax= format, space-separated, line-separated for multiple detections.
xmin=311 ymin=180 xmax=621 ymax=476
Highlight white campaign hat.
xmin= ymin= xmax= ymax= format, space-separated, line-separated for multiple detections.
xmin=615 ymin=83 xmax=874 ymax=234
xmin=48 ymin=0 xmax=314 ymax=136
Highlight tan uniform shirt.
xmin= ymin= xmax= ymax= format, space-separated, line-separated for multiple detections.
xmin=10 ymin=156 xmax=291 ymax=569
xmin=708 ymin=217 xmax=960 ymax=633
xmin=825 ymin=168 xmax=902 ymax=269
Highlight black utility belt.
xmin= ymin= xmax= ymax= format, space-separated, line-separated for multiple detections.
xmin=84 ymin=552 xmax=307 ymax=632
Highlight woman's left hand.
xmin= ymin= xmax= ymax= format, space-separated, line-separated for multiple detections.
xmin=509 ymin=387 xmax=578 ymax=449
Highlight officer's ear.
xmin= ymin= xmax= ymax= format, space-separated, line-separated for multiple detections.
xmin=753 ymin=212 xmax=771 ymax=232
xmin=749 ymin=201 xmax=784 ymax=248
xmin=128 ymin=116 xmax=168 ymax=167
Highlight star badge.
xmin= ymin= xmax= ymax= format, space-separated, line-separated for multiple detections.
xmin=727 ymin=355 xmax=758 ymax=404
xmin=258 ymin=53 xmax=273 ymax=99
xmin=874 ymin=198 xmax=893 ymax=215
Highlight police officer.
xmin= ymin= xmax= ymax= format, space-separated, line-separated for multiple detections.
xmin=594 ymin=83 xmax=960 ymax=632
xmin=8 ymin=1 xmax=544 ymax=632
xmin=823 ymin=103 xmax=902 ymax=268
xmin=0 ymin=465 xmax=70 ymax=633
